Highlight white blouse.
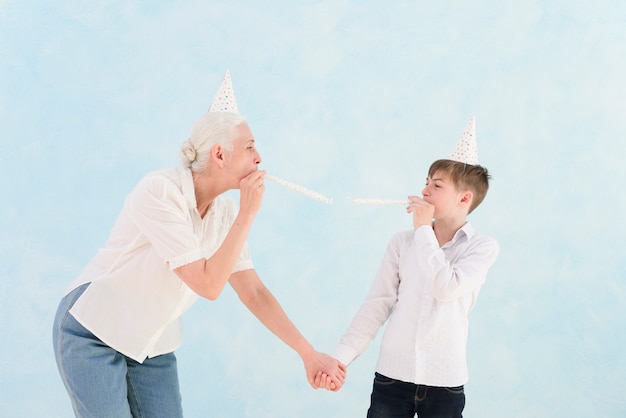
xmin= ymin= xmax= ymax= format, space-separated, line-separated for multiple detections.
xmin=66 ymin=167 xmax=254 ymax=363
xmin=333 ymin=223 xmax=499 ymax=387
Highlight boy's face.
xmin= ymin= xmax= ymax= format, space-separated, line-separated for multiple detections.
xmin=421 ymin=171 xmax=470 ymax=219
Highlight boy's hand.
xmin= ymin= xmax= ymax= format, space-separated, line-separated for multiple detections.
xmin=407 ymin=196 xmax=435 ymax=229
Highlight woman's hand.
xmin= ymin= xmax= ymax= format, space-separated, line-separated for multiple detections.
xmin=303 ymin=351 xmax=346 ymax=392
xmin=238 ymin=170 xmax=266 ymax=217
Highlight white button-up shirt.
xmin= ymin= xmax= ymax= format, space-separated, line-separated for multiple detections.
xmin=333 ymin=223 xmax=499 ymax=387
xmin=66 ymin=167 xmax=253 ymax=363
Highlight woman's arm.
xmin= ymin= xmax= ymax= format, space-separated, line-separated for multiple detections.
xmin=229 ymin=269 xmax=346 ymax=390
xmin=174 ymin=171 xmax=264 ymax=300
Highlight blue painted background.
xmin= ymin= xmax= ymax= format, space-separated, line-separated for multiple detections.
xmin=1 ymin=1 xmax=625 ymax=416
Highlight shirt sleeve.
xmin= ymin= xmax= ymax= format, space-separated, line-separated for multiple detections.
xmin=232 ymin=241 xmax=254 ymax=273
xmin=332 ymin=234 xmax=402 ymax=366
xmin=413 ymin=225 xmax=499 ymax=302
xmin=127 ymin=174 xmax=204 ymax=267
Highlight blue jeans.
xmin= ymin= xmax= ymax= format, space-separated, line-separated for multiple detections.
xmin=367 ymin=373 xmax=465 ymax=418
xmin=52 ymin=283 xmax=184 ymax=418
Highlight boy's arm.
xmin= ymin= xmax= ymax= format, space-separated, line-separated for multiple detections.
xmin=332 ymin=235 xmax=402 ymax=367
xmin=413 ymin=225 xmax=499 ymax=302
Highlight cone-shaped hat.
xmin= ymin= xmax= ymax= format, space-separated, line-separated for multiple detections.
xmin=448 ymin=116 xmax=478 ymax=165
xmin=209 ymin=69 xmax=239 ymax=113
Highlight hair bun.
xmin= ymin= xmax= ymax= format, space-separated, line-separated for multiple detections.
xmin=181 ymin=140 xmax=197 ymax=165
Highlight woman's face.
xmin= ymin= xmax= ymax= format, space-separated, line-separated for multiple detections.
xmin=223 ymin=122 xmax=262 ymax=186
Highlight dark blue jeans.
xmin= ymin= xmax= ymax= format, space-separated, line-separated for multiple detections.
xmin=367 ymin=373 xmax=465 ymax=418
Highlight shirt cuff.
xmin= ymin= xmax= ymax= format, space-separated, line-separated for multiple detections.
xmin=413 ymin=224 xmax=438 ymax=247
xmin=332 ymin=343 xmax=358 ymax=366
xmin=168 ymin=249 xmax=205 ymax=270
xmin=232 ymin=259 xmax=254 ymax=273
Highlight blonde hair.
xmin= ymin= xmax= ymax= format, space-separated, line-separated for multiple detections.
xmin=180 ymin=112 xmax=246 ymax=172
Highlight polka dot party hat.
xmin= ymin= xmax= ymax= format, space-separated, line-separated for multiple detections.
xmin=209 ymin=69 xmax=239 ymax=113
xmin=448 ymin=116 xmax=478 ymax=165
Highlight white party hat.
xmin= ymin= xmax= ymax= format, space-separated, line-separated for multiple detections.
xmin=448 ymin=116 xmax=478 ymax=165
xmin=209 ymin=69 xmax=239 ymax=113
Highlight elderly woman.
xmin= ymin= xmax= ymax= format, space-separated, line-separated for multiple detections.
xmin=52 ymin=110 xmax=345 ymax=417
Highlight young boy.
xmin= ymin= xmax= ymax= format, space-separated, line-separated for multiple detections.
xmin=318 ymin=117 xmax=499 ymax=417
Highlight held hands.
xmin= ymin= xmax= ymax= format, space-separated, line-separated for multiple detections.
xmin=303 ymin=351 xmax=346 ymax=392
xmin=313 ymin=367 xmax=347 ymax=391
xmin=407 ymin=195 xmax=435 ymax=229
xmin=239 ymin=170 xmax=266 ymax=217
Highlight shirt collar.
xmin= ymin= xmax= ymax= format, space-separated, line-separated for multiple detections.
xmin=440 ymin=222 xmax=475 ymax=249
xmin=178 ymin=167 xmax=197 ymax=211
xmin=454 ymin=222 xmax=475 ymax=241
xmin=178 ymin=167 xmax=221 ymax=216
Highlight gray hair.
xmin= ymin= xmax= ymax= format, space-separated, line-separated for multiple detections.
xmin=180 ymin=111 xmax=247 ymax=172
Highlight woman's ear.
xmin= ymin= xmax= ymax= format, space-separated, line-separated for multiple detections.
xmin=211 ymin=144 xmax=225 ymax=168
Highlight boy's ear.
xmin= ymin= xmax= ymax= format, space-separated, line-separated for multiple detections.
xmin=460 ymin=190 xmax=473 ymax=206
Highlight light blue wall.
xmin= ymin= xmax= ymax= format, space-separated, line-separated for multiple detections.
xmin=1 ymin=1 xmax=625 ymax=416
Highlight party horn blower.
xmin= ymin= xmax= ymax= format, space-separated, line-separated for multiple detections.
xmin=346 ymin=197 xmax=409 ymax=205
xmin=265 ymin=175 xmax=333 ymax=204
